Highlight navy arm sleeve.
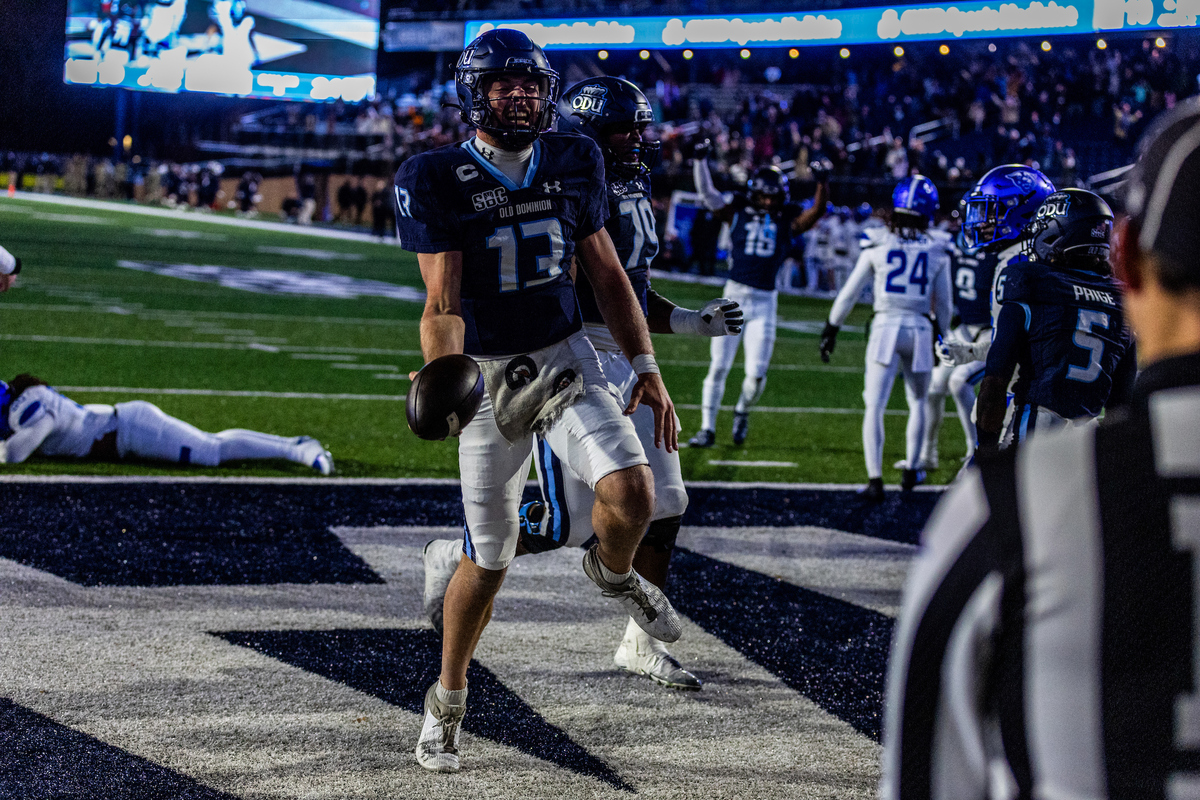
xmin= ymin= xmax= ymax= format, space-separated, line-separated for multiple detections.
xmin=984 ymin=302 xmax=1029 ymax=383
xmin=1107 ymin=340 xmax=1138 ymax=411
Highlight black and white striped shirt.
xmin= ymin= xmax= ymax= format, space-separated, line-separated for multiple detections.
xmin=882 ymin=352 xmax=1200 ymax=800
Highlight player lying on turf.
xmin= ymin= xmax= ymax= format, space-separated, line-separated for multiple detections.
xmin=0 ymin=375 xmax=333 ymax=474
xmin=423 ymin=77 xmax=743 ymax=693
xmin=0 ymin=244 xmax=21 ymax=293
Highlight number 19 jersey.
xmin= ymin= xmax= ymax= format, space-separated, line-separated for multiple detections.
xmin=393 ymin=132 xmax=609 ymax=357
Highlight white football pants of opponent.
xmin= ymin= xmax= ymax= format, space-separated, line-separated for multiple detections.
xmin=863 ymin=317 xmax=933 ymax=479
xmin=918 ymin=323 xmax=989 ymax=468
xmin=700 ymin=281 xmax=776 ymax=432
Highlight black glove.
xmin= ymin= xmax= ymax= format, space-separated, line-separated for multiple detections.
xmin=809 ymin=159 xmax=832 ymax=183
xmin=11 ymin=257 xmax=20 ymax=275
xmin=693 ymin=138 xmax=712 ymax=161
xmin=819 ymin=322 xmax=839 ymax=363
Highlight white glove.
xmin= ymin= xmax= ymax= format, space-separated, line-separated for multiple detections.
xmin=670 ymin=298 xmax=744 ymax=337
xmin=936 ymin=338 xmax=988 ymax=367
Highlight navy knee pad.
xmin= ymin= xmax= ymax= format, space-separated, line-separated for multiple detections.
xmin=642 ymin=515 xmax=682 ymax=553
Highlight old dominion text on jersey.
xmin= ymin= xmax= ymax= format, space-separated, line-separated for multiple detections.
xmin=394 ymin=132 xmax=609 ymax=356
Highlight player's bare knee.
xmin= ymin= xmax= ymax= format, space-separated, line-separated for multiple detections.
xmin=596 ymin=465 xmax=655 ymax=531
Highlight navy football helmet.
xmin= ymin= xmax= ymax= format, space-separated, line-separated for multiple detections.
xmin=747 ymin=165 xmax=789 ymax=209
xmin=1026 ymin=189 xmax=1114 ymax=273
xmin=892 ymin=175 xmax=938 ymax=228
xmin=455 ymin=28 xmax=560 ymax=150
xmin=962 ymin=164 xmax=1055 ymax=250
xmin=557 ymin=77 xmax=660 ymax=178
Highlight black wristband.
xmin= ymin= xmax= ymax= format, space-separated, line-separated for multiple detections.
xmin=977 ymin=428 xmax=1000 ymax=448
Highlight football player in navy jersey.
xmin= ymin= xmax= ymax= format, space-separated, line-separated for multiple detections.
xmin=975 ymin=189 xmax=1136 ymax=449
xmin=395 ymin=30 xmax=681 ymax=774
xmin=421 ymin=77 xmax=742 ymax=692
xmin=915 ymin=232 xmax=999 ymax=470
xmin=688 ymin=158 xmax=828 ymax=447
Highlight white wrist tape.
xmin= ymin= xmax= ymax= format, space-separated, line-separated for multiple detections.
xmin=631 ymin=353 xmax=660 ymax=375
xmin=668 ymin=306 xmax=701 ymax=336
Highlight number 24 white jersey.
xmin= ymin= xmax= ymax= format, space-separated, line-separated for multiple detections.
xmin=829 ymin=228 xmax=953 ymax=327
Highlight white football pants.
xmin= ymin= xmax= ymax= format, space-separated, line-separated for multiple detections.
xmin=532 ymin=349 xmax=687 ymax=548
xmin=114 ymin=401 xmax=309 ymax=467
xmin=700 ymin=280 xmax=777 ymax=432
xmin=862 ymin=323 xmax=932 ymax=480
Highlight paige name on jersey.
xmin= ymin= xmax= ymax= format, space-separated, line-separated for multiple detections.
xmin=1073 ymin=284 xmax=1117 ymax=305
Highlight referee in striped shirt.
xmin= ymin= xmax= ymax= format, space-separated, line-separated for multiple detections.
xmin=881 ymin=98 xmax=1200 ymax=800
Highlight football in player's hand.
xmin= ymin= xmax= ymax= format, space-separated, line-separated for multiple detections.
xmin=406 ymin=354 xmax=485 ymax=441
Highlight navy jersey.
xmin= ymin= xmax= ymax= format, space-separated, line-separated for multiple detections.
xmin=394 ymin=132 xmax=608 ymax=356
xmin=575 ymin=172 xmax=656 ymax=325
xmin=949 ymin=244 xmax=998 ymax=326
xmin=726 ymin=194 xmax=804 ymax=291
xmin=986 ymin=261 xmax=1134 ymax=420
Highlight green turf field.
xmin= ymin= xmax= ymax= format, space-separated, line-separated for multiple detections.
xmin=0 ymin=194 xmax=970 ymax=483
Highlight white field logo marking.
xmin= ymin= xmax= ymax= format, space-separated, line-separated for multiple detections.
xmin=117 ymin=260 xmax=425 ymax=302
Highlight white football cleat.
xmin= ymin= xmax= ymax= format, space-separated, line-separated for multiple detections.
xmin=582 ymin=544 xmax=681 ymax=643
xmin=415 ymin=682 xmax=466 ymax=773
xmin=295 ymin=436 xmax=334 ymax=475
xmin=423 ymin=538 xmax=462 ymax=633
xmin=614 ymin=618 xmax=701 ymax=690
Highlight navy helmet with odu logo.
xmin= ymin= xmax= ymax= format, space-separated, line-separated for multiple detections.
xmin=454 ymin=28 xmax=560 ymax=150
xmin=557 ymin=77 xmax=660 ymax=178
xmin=1025 ymin=188 xmax=1114 ymax=273
xmin=746 ymin=165 xmax=789 ymax=208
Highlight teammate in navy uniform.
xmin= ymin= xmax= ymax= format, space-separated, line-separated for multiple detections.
xmin=396 ymin=30 xmax=681 ymax=774
xmin=421 ymin=77 xmax=741 ymax=691
xmin=688 ymin=157 xmax=828 ymax=447
xmin=915 ymin=234 xmax=999 ymax=470
xmin=881 ymin=100 xmax=1198 ymax=800
xmin=975 ymin=189 xmax=1136 ymax=449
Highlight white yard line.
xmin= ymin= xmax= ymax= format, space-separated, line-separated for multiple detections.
xmin=56 ymin=387 xmax=407 ymax=401
xmin=708 ymin=460 xmax=799 ymax=467
xmin=0 ymin=334 xmax=422 ymax=357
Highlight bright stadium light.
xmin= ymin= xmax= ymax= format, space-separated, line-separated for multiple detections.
xmin=1156 ymin=37 xmax=1167 ymax=47
xmin=639 ymin=49 xmax=650 ymax=59
xmin=1097 ymin=38 xmax=1107 ymax=49
xmin=788 ymin=48 xmax=799 ymax=58
xmin=683 ymin=49 xmax=694 ymax=59
xmin=1041 ymin=40 xmax=1052 ymax=51
xmin=988 ymin=43 xmax=997 ymax=52
xmin=740 ymin=48 xmax=751 ymax=58
xmin=939 ymin=44 xmax=950 ymax=54
xmin=599 ymin=49 xmax=609 ymax=59
xmin=839 ymin=47 xmax=850 ymax=58
xmin=894 ymin=45 xmax=904 ymax=57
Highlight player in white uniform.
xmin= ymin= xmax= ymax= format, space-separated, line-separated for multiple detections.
xmin=0 ymin=375 xmax=333 ymax=473
xmin=0 ymin=244 xmax=21 ymax=293
xmin=688 ymin=158 xmax=828 ymax=447
xmin=819 ymin=176 xmax=953 ymax=502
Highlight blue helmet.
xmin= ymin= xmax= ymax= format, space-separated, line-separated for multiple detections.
xmin=0 ymin=380 xmax=10 ymax=439
xmin=747 ymin=165 xmax=789 ymax=208
xmin=962 ymin=164 xmax=1055 ymax=250
xmin=455 ymin=28 xmax=560 ymax=150
xmin=557 ymin=77 xmax=659 ymax=178
xmin=892 ymin=174 xmax=939 ymax=228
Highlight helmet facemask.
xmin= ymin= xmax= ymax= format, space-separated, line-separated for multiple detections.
xmin=471 ymin=70 xmax=558 ymax=150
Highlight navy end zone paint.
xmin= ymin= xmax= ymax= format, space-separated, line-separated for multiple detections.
xmin=679 ymin=487 xmax=939 ymax=546
xmin=0 ymin=484 xmax=937 ymax=586
xmin=217 ymin=629 xmax=633 ymax=792
xmin=0 ymin=698 xmax=236 ymax=799
xmin=668 ymin=549 xmax=893 ymax=742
